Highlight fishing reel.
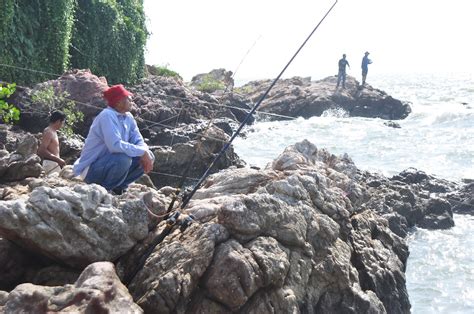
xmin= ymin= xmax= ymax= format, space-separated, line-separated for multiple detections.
xmin=165 ymin=211 xmax=196 ymax=233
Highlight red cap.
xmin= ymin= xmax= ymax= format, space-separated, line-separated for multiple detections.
xmin=103 ymin=84 xmax=133 ymax=108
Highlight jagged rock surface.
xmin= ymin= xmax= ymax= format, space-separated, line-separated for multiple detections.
xmin=120 ymin=140 xmax=411 ymax=313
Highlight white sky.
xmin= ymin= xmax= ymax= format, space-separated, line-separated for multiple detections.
xmin=143 ymin=0 xmax=474 ymax=83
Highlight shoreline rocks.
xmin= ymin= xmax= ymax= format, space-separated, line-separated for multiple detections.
xmin=0 ymin=139 xmax=471 ymax=312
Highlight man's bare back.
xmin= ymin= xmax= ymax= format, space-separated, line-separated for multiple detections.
xmin=38 ymin=126 xmax=65 ymax=168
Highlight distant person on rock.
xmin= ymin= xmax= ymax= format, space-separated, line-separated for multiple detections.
xmin=38 ymin=110 xmax=66 ymax=175
xmin=361 ymin=51 xmax=372 ymax=86
xmin=336 ymin=54 xmax=350 ymax=89
xmin=73 ymin=84 xmax=154 ymax=195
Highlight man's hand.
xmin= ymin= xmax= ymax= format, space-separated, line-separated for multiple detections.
xmin=140 ymin=151 xmax=154 ymax=174
xmin=57 ymin=158 xmax=66 ymax=168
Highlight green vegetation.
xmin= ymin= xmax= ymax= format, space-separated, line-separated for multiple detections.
xmin=196 ymin=75 xmax=226 ymax=93
xmin=71 ymin=0 xmax=148 ymax=84
xmin=0 ymin=0 xmax=76 ymax=85
xmin=0 ymin=0 xmax=147 ymax=85
xmin=148 ymin=65 xmax=182 ymax=79
xmin=0 ymin=83 xmax=20 ymax=124
xmin=233 ymin=85 xmax=254 ymax=95
xmin=31 ymin=86 xmax=84 ymax=138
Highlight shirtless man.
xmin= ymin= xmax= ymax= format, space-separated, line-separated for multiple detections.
xmin=37 ymin=111 xmax=66 ymax=175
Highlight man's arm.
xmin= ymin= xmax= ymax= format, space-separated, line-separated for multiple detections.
xmin=99 ymin=113 xmax=147 ymax=157
xmin=37 ymin=131 xmax=65 ymax=167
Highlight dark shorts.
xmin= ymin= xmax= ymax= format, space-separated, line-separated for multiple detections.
xmin=362 ymin=68 xmax=368 ymax=75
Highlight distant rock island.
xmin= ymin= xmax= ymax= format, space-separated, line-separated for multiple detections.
xmin=237 ymin=75 xmax=411 ymax=120
xmin=188 ymin=68 xmax=412 ymax=120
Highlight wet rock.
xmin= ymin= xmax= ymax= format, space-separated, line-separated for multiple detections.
xmin=384 ymin=121 xmax=402 ymax=128
xmin=418 ymin=198 xmax=454 ymax=229
xmin=447 ymin=181 xmax=474 ymax=215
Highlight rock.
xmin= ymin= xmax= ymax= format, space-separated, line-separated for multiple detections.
xmin=361 ymin=170 xmax=456 ymax=231
xmin=0 ymin=183 xmax=149 ymax=268
xmin=0 ymin=238 xmax=33 ymax=291
xmin=237 ymin=76 xmax=411 ymax=120
xmin=24 ymin=265 xmax=81 ymax=287
xmin=418 ymin=198 xmax=454 ymax=229
xmin=2 ymin=262 xmax=142 ymax=313
xmin=128 ymin=140 xmax=411 ymax=312
xmin=447 ymin=181 xmax=474 ymax=215
xmin=384 ymin=121 xmax=401 ymax=128
xmin=0 ymin=150 xmax=42 ymax=183
xmin=350 ymin=211 xmax=410 ymax=312
xmin=11 ymin=69 xmax=109 ymax=136
xmin=190 ymin=68 xmax=234 ymax=92
xmin=150 ymin=124 xmax=245 ymax=189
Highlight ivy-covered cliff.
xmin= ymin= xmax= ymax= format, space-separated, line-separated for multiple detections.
xmin=0 ymin=0 xmax=147 ymax=85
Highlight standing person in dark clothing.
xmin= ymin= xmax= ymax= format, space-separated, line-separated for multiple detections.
xmin=361 ymin=51 xmax=372 ymax=86
xmin=336 ymin=54 xmax=350 ymax=89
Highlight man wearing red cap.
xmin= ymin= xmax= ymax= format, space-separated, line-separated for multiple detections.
xmin=73 ymin=84 xmax=154 ymax=195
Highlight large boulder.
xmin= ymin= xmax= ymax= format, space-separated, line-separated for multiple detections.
xmin=0 ymin=179 xmax=151 ymax=268
xmin=2 ymin=262 xmax=142 ymax=313
xmin=236 ymin=76 xmax=411 ymax=120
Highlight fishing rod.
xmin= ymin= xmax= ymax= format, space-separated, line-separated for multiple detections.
xmin=180 ymin=0 xmax=339 ymax=209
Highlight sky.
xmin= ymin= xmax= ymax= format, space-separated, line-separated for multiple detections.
xmin=143 ymin=0 xmax=474 ymax=83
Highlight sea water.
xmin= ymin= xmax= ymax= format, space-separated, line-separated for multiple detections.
xmin=233 ymin=72 xmax=474 ymax=313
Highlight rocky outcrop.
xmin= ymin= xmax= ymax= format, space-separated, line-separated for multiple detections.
xmin=360 ymin=168 xmax=456 ymax=236
xmin=117 ymin=140 xmax=411 ymax=313
xmin=236 ymin=76 xmax=411 ymax=120
xmin=10 ymin=69 xmax=109 ymax=135
xmin=1 ymin=262 xmax=142 ymax=313
xmin=0 ymin=138 xmax=468 ymax=312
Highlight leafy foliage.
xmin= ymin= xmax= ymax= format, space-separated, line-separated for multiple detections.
xmin=0 ymin=0 xmax=76 ymax=85
xmin=31 ymin=86 xmax=84 ymax=138
xmin=0 ymin=83 xmax=20 ymax=124
xmin=0 ymin=0 xmax=147 ymax=85
xmin=71 ymin=0 xmax=148 ymax=84
xmin=196 ymin=75 xmax=226 ymax=93
xmin=148 ymin=65 xmax=182 ymax=79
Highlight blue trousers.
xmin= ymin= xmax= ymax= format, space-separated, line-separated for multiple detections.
xmin=336 ymin=70 xmax=346 ymax=88
xmin=84 ymin=153 xmax=144 ymax=191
